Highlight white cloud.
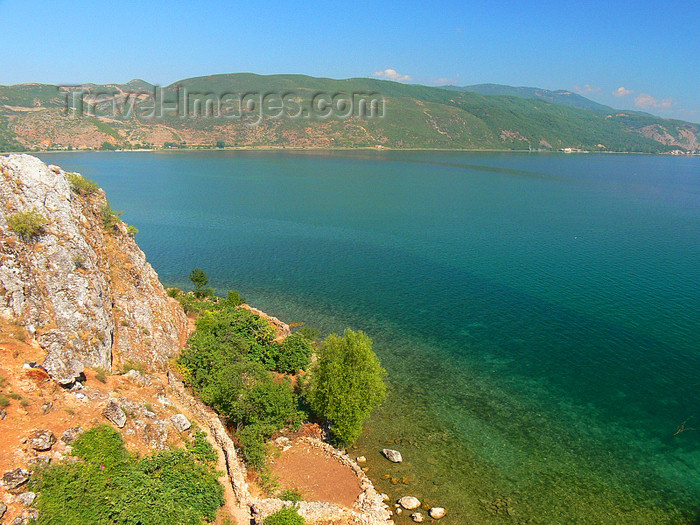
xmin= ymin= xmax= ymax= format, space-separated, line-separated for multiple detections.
xmin=373 ymin=68 xmax=412 ymax=82
xmin=573 ymin=84 xmax=601 ymax=94
xmin=634 ymin=93 xmax=674 ymax=109
xmin=613 ymin=86 xmax=633 ymax=97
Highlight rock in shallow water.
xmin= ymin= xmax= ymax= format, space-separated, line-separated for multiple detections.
xmin=398 ymin=496 xmax=421 ymax=510
xmin=429 ymin=507 xmax=447 ymax=519
xmin=381 ymin=448 xmax=403 ymax=463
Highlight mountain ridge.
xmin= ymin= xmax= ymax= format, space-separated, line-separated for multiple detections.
xmin=0 ymin=73 xmax=697 ymax=153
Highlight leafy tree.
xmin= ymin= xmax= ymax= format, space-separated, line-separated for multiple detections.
xmin=277 ymin=333 xmax=314 ymax=374
xmin=189 ymin=268 xmax=209 ymax=296
xmin=304 ymin=329 xmax=386 ymax=447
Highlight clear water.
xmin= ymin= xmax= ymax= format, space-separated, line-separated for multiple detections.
xmin=38 ymin=150 xmax=700 ymax=524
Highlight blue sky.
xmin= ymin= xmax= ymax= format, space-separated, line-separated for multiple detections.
xmin=1 ymin=0 xmax=697 ymax=120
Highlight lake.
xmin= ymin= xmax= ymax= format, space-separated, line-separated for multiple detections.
xmin=38 ymin=150 xmax=700 ymax=524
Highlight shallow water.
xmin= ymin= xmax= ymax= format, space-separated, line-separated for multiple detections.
xmin=38 ymin=150 xmax=700 ymax=524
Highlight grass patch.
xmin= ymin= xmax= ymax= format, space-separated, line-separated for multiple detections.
xmin=32 ymin=425 xmax=224 ymax=524
xmin=121 ymin=359 xmax=146 ymax=375
xmin=0 ymin=394 xmax=10 ymax=408
xmin=279 ymin=488 xmax=303 ymax=502
xmin=7 ymin=209 xmax=48 ymax=240
xmin=94 ymin=368 xmax=108 ymax=383
xmin=264 ymin=506 xmax=305 ymax=525
xmin=66 ymin=172 xmax=99 ymax=195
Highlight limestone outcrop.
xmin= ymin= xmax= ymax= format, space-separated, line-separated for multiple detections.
xmin=0 ymin=154 xmax=187 ymax=384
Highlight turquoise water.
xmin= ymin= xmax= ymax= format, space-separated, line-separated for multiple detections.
xmin=38 ymin=151 xmax=700 ymax=523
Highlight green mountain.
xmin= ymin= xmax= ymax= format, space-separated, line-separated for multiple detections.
xmin=0 ymin=73 xmax=697 ymax=153
xmin=443 ymin=83 xmax=615 ymax=113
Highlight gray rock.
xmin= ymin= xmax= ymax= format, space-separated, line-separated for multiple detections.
xmin=28 ymin=456 xmax=51 ymax=469
xmin=60 ymin=426 xmax=84 ymax=444
xmin=124 ymin=369 xmax=152 ymax=386
xmin=41 ymin=401 xmax=53 ymax=414
xmin=12 ymin=517 xmax=28 ymax=525
xmin=411 ymin=512 xmax=425 ymax=523
xmin=28 ymin=429 xmax=56 ymax=451
xmin=145 ymin=420 xmax=169 ymax=449
xmin=1 ymin=408 xmax=6 ymax=419
xmin=103 ymin=401 xmax=127 ymax=428
xmin=382 ymin=448 xmax=403 ymax=463
xmin=0 ymin=502 xmax=6 ymax=519
xmin=170 ymin=413 xmax=191 ymax=432
xmin=429 ymin=507 xmax=447 ymax=519
xmin=18 ymin=491 xmax=36 ymax=506
xmin=398 ymin=496 xmax=421 ymax=510
xmin=356 ymin=456 xmax=367 ymax=463
xmin=2 ymin=468 xmax=30 ymax=490
xmin=157 ymin=395 xmax=173 ymax=406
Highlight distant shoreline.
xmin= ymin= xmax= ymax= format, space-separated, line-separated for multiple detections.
xmin=8 ymin=146 xmax=691 ymax=156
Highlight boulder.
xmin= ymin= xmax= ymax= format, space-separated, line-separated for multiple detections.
xmin=170 ymin=413 xmax=191 ymax=432
xmin=28 ymin=429 xmax=56 ymax=451
xmin=103 ymin=401 xmax=127 ymax=428
xmin=429 ymin=507 xmax=447 ymax=519
xmin=398 ymin=496 xmax=421 ymax=510
xmin=60 ymin=426 xmax=84 ymax=444
xmin=18 ymin=491 xmax=36 ymax=506
xmin=2 ymin=468 xmax=30 ymax=490
xmin=411 ymin=512 xmax=425 ymax=523
xmin=382 ymin=448 xmax=403 ymax=463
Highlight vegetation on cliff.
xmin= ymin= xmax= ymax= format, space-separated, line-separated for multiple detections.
xmin=175 ymin=288 xmax=386 ymax=470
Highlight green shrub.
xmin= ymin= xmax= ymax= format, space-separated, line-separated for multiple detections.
xmin=264 ymin=506 xmax=305 ymax=525
xmin=237 ymin=423 xmax=276 ymax=470
xmin=277 ymin=333 xmax=314 ymax=373
xmin=101 ymin=201 xmax=122 ymax=230
xmin=121 ymin=359 xmax=146 ymax=375
xmin=66 ymin=172 xmax=99 ymax=195
xmin=166 ymin=287 xmax=181 ymax=298
xmin=225 ymin=289 xmax=246 ymax=306
xmin=304 ymin=329 xmax=386 ymax=447
xmin=188 ymin=430 xmax=218 ymax=465
xmin=7 ymin=209 xmax=48 ymax=240
xmin=294 ymin=326 xmax=319 ymax=342
xmin=126 ymin=224 xmax=139 ymax=235
xmin=279 ymin=488 xmax=304 ymax=502
xmin=0 ymin=394 xmax=10 ymax=408
xmin=32 ymin=425 xmax=224 ymax=525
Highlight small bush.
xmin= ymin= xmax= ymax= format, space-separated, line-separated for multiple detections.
xmin=7 ymin=209 xmax=48 ymax=240
xmin=264 ymin=506 xmax=305 ymax=525
xmin=94 ymin=368 xmax=108 ymax=383
xmin=225 ymin=289 xmax=246 ymax=306
xmin=8 ymin=392 xmax=21 ymax=400
xmin=20 ymin=397 xmax=30 ymax=407
xmin=121 ymin=359 xmax=147 ymax=375
xmin=279 ymin=488 xmax=304 ymax=502
xmin=66 ymin=172 xmax=99 ymax=195
xmin=0 ymin=394 xmax=10 ymax=408
xmin=101 ymin=201 xmax=122 ymax=230
xmin=126 ymin=224 xmax=139 ymax=235
xmin=188 ymin=430 xmax=218 ymax=465
xmin=166 ymin=287 xmax=181 ymax=298
xmin=277 ymin=333 xmax=314 ymax=374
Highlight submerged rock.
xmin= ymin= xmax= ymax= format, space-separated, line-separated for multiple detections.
xmin=411 ymin=512 xmax=424 ymax=523
xmin=381 ymin=448 xmax=403 ymax=463
xmin=429 ymin=507 xmax=447 ymax=519
xmin=398 ymin=496 xmax=421 ymax=510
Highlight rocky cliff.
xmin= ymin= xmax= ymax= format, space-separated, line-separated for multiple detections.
xmin=0 ymin=154 xmax=187 ymax=384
